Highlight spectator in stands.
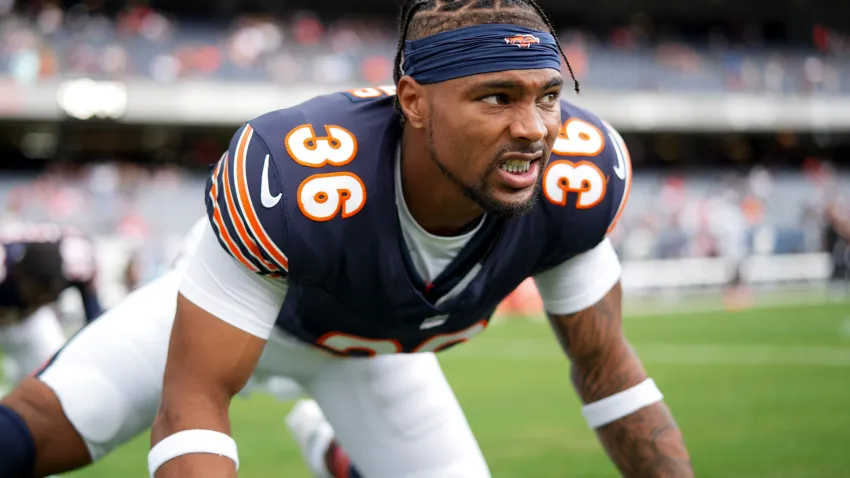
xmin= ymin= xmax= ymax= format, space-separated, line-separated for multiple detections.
xmin=826 ymin=196 xmax=850 ymax=281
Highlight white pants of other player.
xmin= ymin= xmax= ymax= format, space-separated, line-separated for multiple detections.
xmin=0 ymin=306 xmax=67 ymax=391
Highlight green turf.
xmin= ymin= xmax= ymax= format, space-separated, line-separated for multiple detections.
xmin=62 ymin=300 xmax=850 ymax=478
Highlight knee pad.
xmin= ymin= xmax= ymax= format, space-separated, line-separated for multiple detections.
xmin=0 ymin=404 xmax=35 ymax=478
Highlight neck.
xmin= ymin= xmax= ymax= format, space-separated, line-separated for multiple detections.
xmin=400 ymin=128 xmax=484 ymax=237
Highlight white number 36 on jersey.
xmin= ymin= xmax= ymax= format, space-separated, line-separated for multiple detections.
xmin=285 ymin=124 xmax=367 ymax=222
xmin=542 ymin=118 xmax=630 ymax=210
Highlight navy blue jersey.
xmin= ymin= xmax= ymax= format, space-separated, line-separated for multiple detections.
xmin=0 ymin=224 xmax=103 ymax=323
xmin=207 ymin=87 xmax=631 ymax=355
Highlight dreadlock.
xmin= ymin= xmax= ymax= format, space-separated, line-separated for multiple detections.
xmin=393 ymin=0 xmax=579 ymax=93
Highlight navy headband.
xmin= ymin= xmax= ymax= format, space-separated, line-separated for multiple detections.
xmin=401 ymin=24 xmax=562 ymax=84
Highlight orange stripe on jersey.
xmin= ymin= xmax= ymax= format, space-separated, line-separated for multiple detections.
xmin=604 ymin=122 xmax=632 ymax=234
xmin=209 ymin=156 xmax=261 ymax=273
xmin=232 ymin=125 xmax=290 ymax=271
xmin=219 ymin=130 xmax=278 ymax=273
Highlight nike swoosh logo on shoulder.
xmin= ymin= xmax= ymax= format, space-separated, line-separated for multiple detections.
xmin=261 ymin=154 xmax=282 ymax=208
xmin=608 ymin=132 xmax=627 ymax=180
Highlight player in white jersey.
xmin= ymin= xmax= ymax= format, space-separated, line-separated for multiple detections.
xmin=0 ymin=219 xmax=200 ymax=474
xmin=0 ymin=218 xmax=448 ymax=478
xmin=0 ymin=223 xmax=102 ymax=387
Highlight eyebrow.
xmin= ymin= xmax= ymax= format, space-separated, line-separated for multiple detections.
xmin=543 ymin=77 xmax=564 ymax=90
xmin=468 ymin=76 xmax=564 ymax=94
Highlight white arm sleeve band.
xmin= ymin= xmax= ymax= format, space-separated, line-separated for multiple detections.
xmin=178 ymin=222 xmax=288 ymax=339
xmin=581 ymin=378 xmax=664 ymax=429
xmin=148 ymin=429 xmax=239 ymax=477
xmin=533 ymin=238 xmax=621 ymax=316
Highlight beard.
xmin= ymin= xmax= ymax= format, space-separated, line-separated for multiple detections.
xmin=426 ymin=117 xmax=542 ymax=219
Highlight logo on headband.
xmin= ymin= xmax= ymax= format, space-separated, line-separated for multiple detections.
xmin=504 ymin=34 xmax=541 ymax=48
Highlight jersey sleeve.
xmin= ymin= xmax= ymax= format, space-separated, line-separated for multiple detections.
xmin=533 ymin=237 xmax=621 ymax=315
xmin=599 ymin=120 xmax=632 ymax=235
xmin=205 ymin=122 xmax=290 ymax=278
xmin=546 ymin=115 xmax=632 ymax=235
xmin=531 ymin=106 xmax=632 ymax=281
xmin=538 ymin=108 xmax=633 ymax=262
xmin=179 ymin=221 xmax=289 ymax=339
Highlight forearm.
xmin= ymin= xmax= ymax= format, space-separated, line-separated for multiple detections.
xmin=550 ymin=283 xmax=692 ymax=477
xmin=76 ymin=283 xmax=103 ymax=323
xmin=571 ymin=351 xmax=692 ymax=477
xmin=150 ymin=391 xmax=237 ymax=478
xmin=595 ymin=401 xmax=691 ymax=477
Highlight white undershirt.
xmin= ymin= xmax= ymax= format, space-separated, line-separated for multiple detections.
xmin=395 ymin=148 xmax=484 ymax=284
xmin=179 ymin=157 xmax=621 ymax=340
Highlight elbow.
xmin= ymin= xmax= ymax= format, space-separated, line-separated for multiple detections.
xmin=569 ymin=337 xmax=647 ymax=404
xmin=151 ymin=384 xmax=234 ymax=447
xmin=151 ymin=399 xmax=181 ymax=445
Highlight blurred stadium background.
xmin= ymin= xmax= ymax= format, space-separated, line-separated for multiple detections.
xmin=1 ymin=0 xmax=849 ymax=476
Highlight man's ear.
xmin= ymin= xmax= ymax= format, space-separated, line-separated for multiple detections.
xmin=396 ymin=76 xmax=428 ymax=129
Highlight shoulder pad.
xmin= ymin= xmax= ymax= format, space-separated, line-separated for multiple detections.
xmin=205 ymin=89 xmax=397 ymax=279
xmin=539 ymin=100 xmax=632 ymax=244
xmin=339 ymin=85 xmax=397 ymax=104
xmin=205 ymin=123 xmax=290 ymax=278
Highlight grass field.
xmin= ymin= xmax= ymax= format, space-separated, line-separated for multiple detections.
xmin=58 ymin=298 xmax=850 ymax=478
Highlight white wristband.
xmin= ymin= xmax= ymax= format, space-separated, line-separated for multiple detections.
xmin=148 ymin=429 xmax=239 ymax=477
xmin=581 ymin=378 xmax=664 ymax=429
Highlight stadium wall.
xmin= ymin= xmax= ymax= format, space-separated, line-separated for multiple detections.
xmin=3 ymin=79 xmax=850 ymax=132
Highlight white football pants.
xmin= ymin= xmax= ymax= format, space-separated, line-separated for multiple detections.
xmin=38 ymin=270 xmax=490 ymax=477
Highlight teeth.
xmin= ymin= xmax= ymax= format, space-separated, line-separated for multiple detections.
xmin=499 ymin=160 xmax=531 ymax=173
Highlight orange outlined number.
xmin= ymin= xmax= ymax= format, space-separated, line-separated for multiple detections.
xmin=348 ymin=85 xmax=396 ymax=99
xmin=544 ymin=118 xmax=609 ymax=209
xmin=317 ymin=332 xmax=402 ymax=356
xmin=297 ymin=172 xmax=366 ymax=221
xmin=285 ymin=125 xmax=358 ymax=168
xmin=317 ymin=321 xmax=488 ymax=356
xmin=413 ymin=320 xmax=488 ymax=353
xmin=543 ymin=161 xmax=607 ymax=209
xmin=553 ymin=119 xmax=605 ymax=156
xmin=285 ymin=123 xmax=367 ymax=221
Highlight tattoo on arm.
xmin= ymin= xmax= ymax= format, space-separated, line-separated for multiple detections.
xmin=548 ymin=283 xmax=693 ymax=477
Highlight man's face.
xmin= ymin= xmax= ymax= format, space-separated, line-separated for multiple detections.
xmin=423 ymin=68 xmax=562 ymax=217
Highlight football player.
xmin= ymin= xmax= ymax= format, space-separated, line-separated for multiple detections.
xmin=0 ymin=1 xmax=695 ymax=477
xmin=828 ymin=196 xmax=850 ymax=242
xmin=827 ymin=195 xmax=850 ymax=284
xmin=0 ymin=223 xmax=102 ymax=385
xmin=149 ymin=0 xmax=692 ymax=476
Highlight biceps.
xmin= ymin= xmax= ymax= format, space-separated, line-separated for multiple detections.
xmin=163 ymin=294 xmax=267 ymax=405
xmin=546 ymin=280 xmax=623 ymax=361
xmin=178 ymin=223 xmax=288 ymax=339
